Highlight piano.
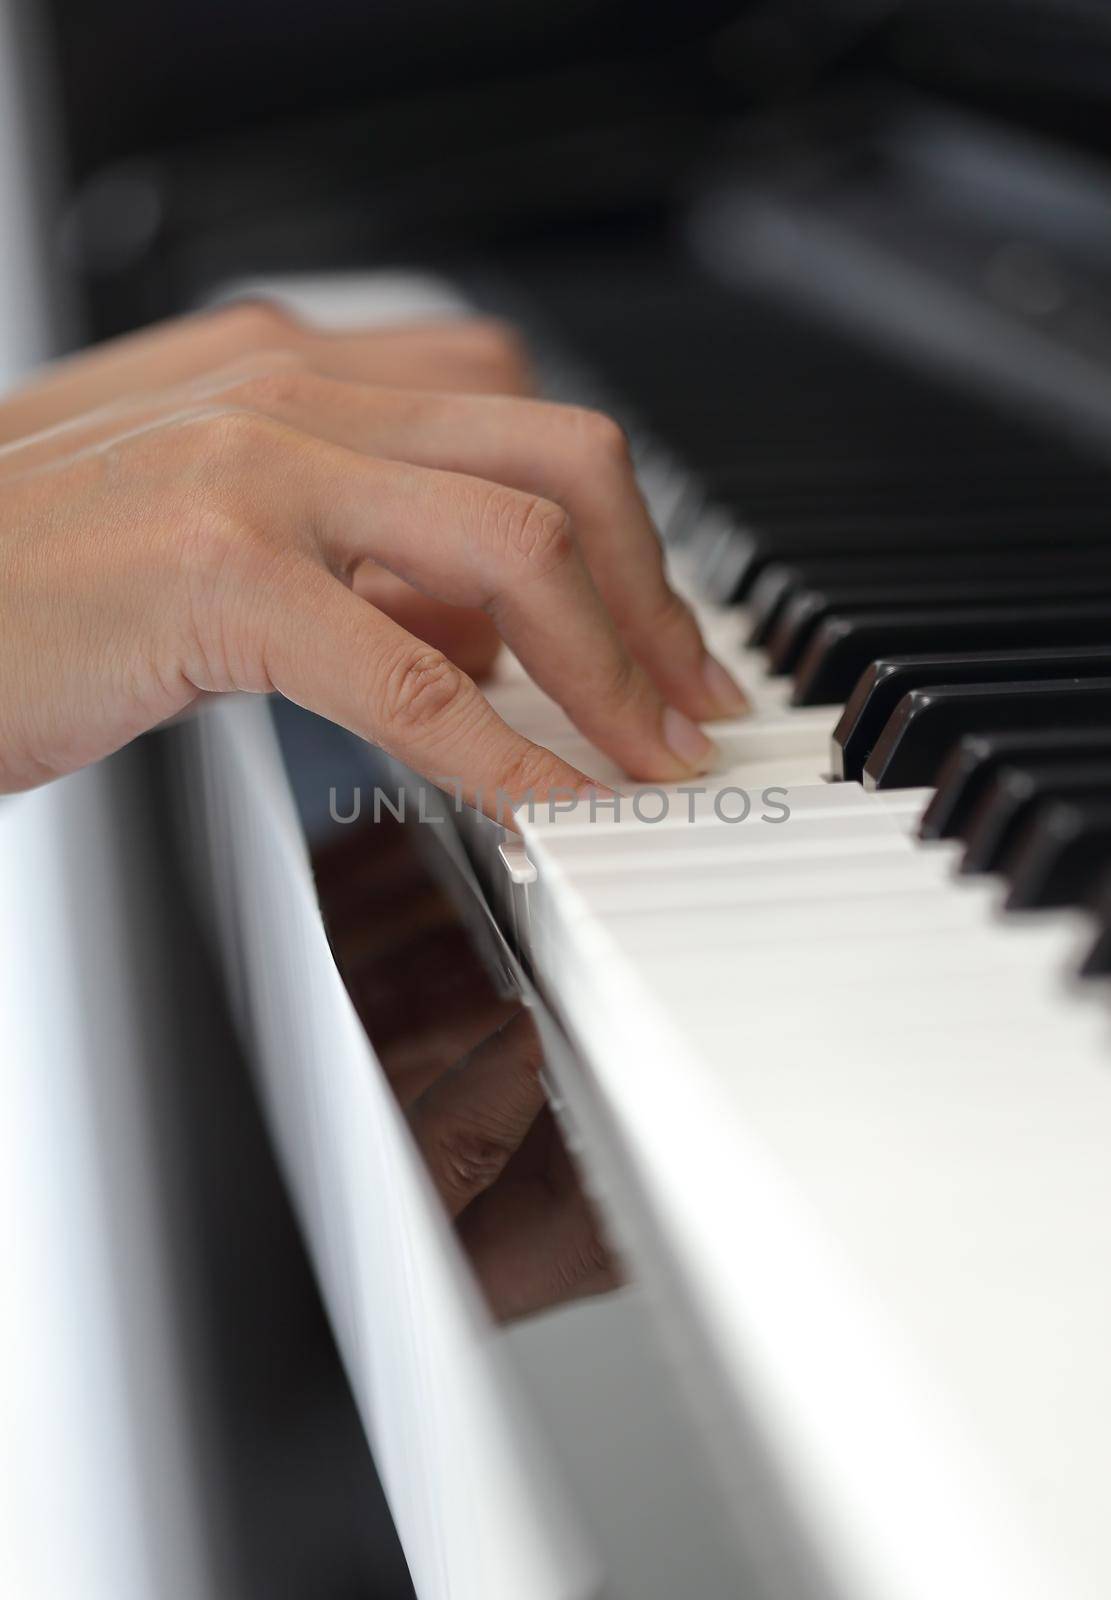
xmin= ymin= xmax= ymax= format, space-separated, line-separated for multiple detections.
xmin=13 ymin=2 xmax=1111 ymax=1597
xmin=182 ymin=93 xmax=1111 ymax=1600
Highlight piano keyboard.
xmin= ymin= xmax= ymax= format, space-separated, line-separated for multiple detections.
xmin=443 ymin=281 xmax=1111 ymax=1600
xmin=189 ymin=266 xmax=1111 ymax=1600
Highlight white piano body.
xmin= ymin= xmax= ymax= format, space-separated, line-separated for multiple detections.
xmin=179 ymin=268 xmax=1111 ymax=1600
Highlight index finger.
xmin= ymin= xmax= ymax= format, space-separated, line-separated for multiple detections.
xmin=258 ymin=557 xmax=598 ymax=825
xmin=195 ymin=374 xmax=742 ymax=718
xmin=281 ymin=445 xmax=719 ymax=782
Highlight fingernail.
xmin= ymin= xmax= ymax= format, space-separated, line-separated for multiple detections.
xmin=663 ymin=706 xmax=717 ymax=772
xmin=702 ymin=653 xmax=749 ymax=716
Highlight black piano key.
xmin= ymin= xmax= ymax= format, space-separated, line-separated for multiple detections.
xmin=832 ymin=650 xmax=1111 ymax=782
xmin=727 ymin=503 xmax=1111 ymax=542
xmin=921 ymin=728 xmax=1111 ymax=840
xmin=1004 ymin=801 xmax=1111 ymax=911
xmin=746 ymin=548 xmax=1111 ymax=649
xmin=733 ymin=538 xmax=1088 ymax=602
xmin=701 ymin=440 xmax=1111 ymax=495
xmin=723 ymin=486 xmax=1111 ymax=550
xmin=726 ymin=519 xmax=1111 ymax=602
xmin=747 ymin=563 xmax=809 ymax=645
xmin=793 ymin=603 xmax=1111 ymax=706
xmin=704 ymin=454 xmax=1103 ymax=496
xmin=767 ymin=575 xmax=1111 ymax=676
xmin=959 ymin=762 xmax=1111 ymax=875
xmin=862 ymin=679 xmax=1111 ymax=790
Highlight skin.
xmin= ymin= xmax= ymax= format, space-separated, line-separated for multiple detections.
xmin=0 ymin=300 xmax=748 ymax=814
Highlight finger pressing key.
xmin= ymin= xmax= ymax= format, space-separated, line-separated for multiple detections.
xmin=259 ymin=567 xmax=598 ymax=824
xmin=255 ymin=429 xmax=721 ymax=782
xmin=202 ymin=373 xmax=747 ymax=720
xmin=9 ymin=363 xmax=748 ymax=726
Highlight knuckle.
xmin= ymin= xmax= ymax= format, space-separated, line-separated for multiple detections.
xmin=198 ymin=404 xmax=269 ymax=455
xmin=488 ymin=488 xmax=573 ymax=576
xmin=178 ymin=500 xmax=244 ymax=580
xmin=495 ymin=740 xmax=570 ymax=802
xmin=641 ymin=582 xmax=701 ymax=651
xmin=239 ymin=345 xmax=306 ymax=373
xmin=176 ymin=414 xmax=278 ymax=554
xmin=194 ymin=406 xmax=299 ymax=473
xmin=596 ymin=644 xmax=640 ymax=711
xmin=186 ymin=408 xmax=280 ymax=485
xmin=231 ymin=364 xmax=310 ymax=412
xmin=214 ymin=297 xmax=298 ymax=349
xmin=383 ymin=646 xmax=469 ymax=735
xmin=178 ymin=468 xmax=278 ymax=584
xmin=199 ymin=348 xmax=306 ymax=397
xmin=465 ymin=316 xmax=528 ymax=368
xmin=454 ymin=318 xmax=531 ymax=390
xmin=572 ymin=405 xmax=631 ymax=467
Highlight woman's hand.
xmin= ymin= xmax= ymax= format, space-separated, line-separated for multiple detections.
xmin=0 ymin=303 xmax=535 ymax=686
xmin=0 ymin=300 xmax=536 ymax=442
xmin=0 ymin=302 xmax=747 ymax=810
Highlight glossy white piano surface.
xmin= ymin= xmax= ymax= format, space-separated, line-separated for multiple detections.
xmin=479 ymin=567 xmax=1111 ymax=1600
xmin=180 ymin=269 xmax=1111 ymax=1600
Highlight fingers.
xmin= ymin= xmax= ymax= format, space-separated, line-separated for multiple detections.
xmin=0 ymin=300 xmax=531 ymax=441
xmin=182 ymin=369 xmax=744 ymax=720
xmin=306 ymin=317 xmax=533 ymax=394
xmin=247 ymin=427 xmax=717 ymax=781
xmin=408 ymin=1012 xmax=546 ymax=1219
xmin=323 ymin=387 xmax=743 ymax=720
xmin=541 ymin=408 xmax=746 ymax=721
xmin=0 ymin=302 xmax=299 ymax=437
xmin=254 ymin=540 xmax=594 ymax=822
xmin=352 ymin=565 xmax=501 ymax=681
xmin=3 ymin=317 xmax=738 ymax=726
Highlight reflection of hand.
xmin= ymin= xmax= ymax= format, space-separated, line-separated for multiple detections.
xmin=409 ymin=1011 xmax=619 ymax=1322
xmin=0 ymin=301 xmax=744 ymax=802
xmin=316 ymin=808 xmax=618 ymax=1321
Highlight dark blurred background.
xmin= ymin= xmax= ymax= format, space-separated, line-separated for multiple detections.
xmin=41 ymin=1 xmax=1111 ymax=342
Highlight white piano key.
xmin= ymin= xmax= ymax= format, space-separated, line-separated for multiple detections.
xmin=534 ymin=801 xmax=917 ymax=856
xmin=416 ymin=365 xmax=1111 ymax=1600
xmin=550 ymin=851 xmax=984 ymax=916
